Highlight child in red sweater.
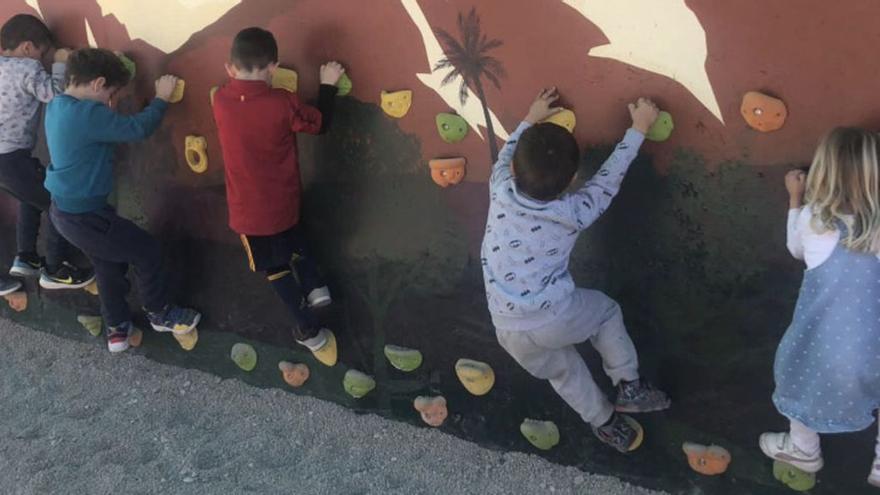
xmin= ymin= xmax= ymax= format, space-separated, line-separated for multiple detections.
xmin=212 ymin=27 xmax=344 ymax=365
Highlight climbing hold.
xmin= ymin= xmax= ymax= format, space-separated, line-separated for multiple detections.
xmin=185 ymin=135 xmax=208 ymax=174
xmin=455 ymin=358 xmax=495 ymax=396
xmin=77 ymin=315 xmax=103 ymax=337
xmin=231 ymin=343 xmax=257 ymax=371
xmin=343 ymin=369 xmax=376 ymax=398
xmin=311 ymin=329 xmax=338 ymax=367
xmin=174 ymin=327 xmax=199 ymax=351
xmin=209 ymin=86 xmax=219 ymax=106
xmin=773 ymin=460 xmax=816 ymax=491
xmin=542 ymin=109 xmax=576 ymax=133
xmin=336 ymin=73 xmax=352 ymax=96
xmin=380 ymin=90 xmax=412 ymax=118
xmin=128 ymin=327 xmax=143 ymax=348
xmin=169 ymin=79 xmax=185 ymax=103
xmin=646 ymin=110 xmax=674 ymax=142
xmin=272 ymin=67 xmax=298 ymax=93
xmin=741 ymin=91 xmax=787 ymax=132
xmin=682 ymin=442 xmax=731 ymax=476
xmin=3 ymin=291 xmax=27 ymax=312
xmin=429 ymin=157 xmax=467 ymax=188
xmin=278 ymin=361 xmax=310 ymax=387
xmin=621 ymin=414 xmax=645 ymax=451
xmin=383 ymin=344 xmax=423 ymax=372
xmin=115 ymin=51 xmax=136 ymax=79
xmin=413 ymin=396 xmax=448 ymax=427
xmin=435 ymin=112 xmax=469 ymax=143
xmin=520 ymin=419 xmax=560 ymax=450
xmin=83 ymin=281 xmax=99 ymax=295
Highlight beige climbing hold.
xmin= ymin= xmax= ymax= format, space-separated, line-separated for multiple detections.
xmin=185 ymin=135 xmax=208 ymax=174
xmin=278 ymin=361 xmax=310 ymax=387
xmin=520 ymin=419 xmax=560 ymax=450
xmin=209 ymin=85 xmax=219 ymax=106
xmin=128 ymin=328 xmax=143 ymax=348
xmin=83 ymin=281 xmax=99 ymax=295
xmin=380 ymin=90 xmax=412 ymax=118
xmin=173 ymin=327 xmax=199 ymax=351
xmin=543 ymin=109 xmax=576 ymax=133
xmin=413 ymin=396 xmax=448 ymax=427
xmin=169 ymin=79 xmax=185 ymax=103
xmin=682 ymin=442 xmax=731 ymax=476
xmin=272 ymin=67 xmax=298 ymax=93
xmin=383 ymin=344 xmax=423 ymax=372
xmin=455 ymin=358 xmax=495 ymax=396
xmin=4 ymin=291 xmax=27 ymax=312
xmin=77 ymin=315 xmax=103 ymax=337
xmin=343 ymin=369 xmax=375 ymax=398
xmin=311 ymin=329 xmax=338 ymax=367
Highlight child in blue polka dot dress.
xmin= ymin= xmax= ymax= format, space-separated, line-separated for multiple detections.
xmin=760 ymin=127 xmax=880 ymax=487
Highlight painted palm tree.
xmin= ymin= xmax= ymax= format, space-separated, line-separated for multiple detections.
xmin=434 ymin=8 xmax=506 ymax=163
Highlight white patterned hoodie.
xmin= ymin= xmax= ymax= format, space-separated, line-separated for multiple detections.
xmin=0 ymin=56 xmax=65 ymax=154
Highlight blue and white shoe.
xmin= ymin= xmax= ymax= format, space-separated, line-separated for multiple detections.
xmin=147 ymin=304 xmax=200 ymax=335
xmin=9 ymin=254 xmax=42 ymax=277
xmin=0 ymin=278 xmax=22 ymax=296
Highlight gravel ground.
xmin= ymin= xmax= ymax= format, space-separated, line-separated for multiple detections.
xmin=0 ymin=318 xmax=666 ymax=495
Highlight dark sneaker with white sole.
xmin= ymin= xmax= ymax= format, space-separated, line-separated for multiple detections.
xmin=593 ymin=413 xmax=645 ymax=453
xmin=615 ymin=379 xmax=671 ymax=413
xmin=9 ymin=253 xmax=43 ymax=277
xmin=106 ymin=322 xmax=133 ymax=353
xmin=0 ymin=278 xmax=22 ymax=296
xmin=147 ymin=304 xmax=200 ymax=335
xmin=39 ymin=262 xmax=96 ymax=290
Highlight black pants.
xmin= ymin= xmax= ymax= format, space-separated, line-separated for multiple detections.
xmin=0 ymin=149 xmax=69 ymax=268
xmin=50 ymin=205 xmax=168 ymax=327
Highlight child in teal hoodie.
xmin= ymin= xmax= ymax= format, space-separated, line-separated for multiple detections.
xmin=44 ymin=48 xmax=200 ymax=353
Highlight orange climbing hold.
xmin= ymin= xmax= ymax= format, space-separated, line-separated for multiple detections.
xmin=682 ymin=442 xmax=731 ymax=476
xmin=741 ymin=91 xmax=787 ymax=132
xmin=429 ymin=158 xmax=467 ymax=188
xmin=413 ymin=396 xmax=448 ymax=427
xmin=128 ymin=328 xmax=144 ymax=348
xmin=4 ymin=291 xmax=26 ymax=312
xmin=278 ymin=361 xmax=310 ymax=387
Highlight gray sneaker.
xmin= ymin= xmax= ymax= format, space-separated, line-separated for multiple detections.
xmin=592 ymin=413 xmax=644 ymax=453
xmin=0 ymin=277 xmax=22 ymax=296
xmin=615 ymin=379 xmax=671 ymax=413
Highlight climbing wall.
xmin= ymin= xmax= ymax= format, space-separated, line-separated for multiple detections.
xmin=1 ymin=1 xmax=880 ymax=493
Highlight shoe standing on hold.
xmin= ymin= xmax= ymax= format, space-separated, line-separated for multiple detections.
xmin=759 ymin=432 xmax=824 ymax=473
xmin=592 ymin=413 xmax=644 ymax=453
xmin=0 ymin=277 xmax=22 ymax=296
xmin=39 ymin=261 xmax=96 ymax=290
xmin=147 ymin=304 xmax=200 ymax=335
xmin=106 ymin=321 xmax=134 ymax=353
xmin=9 ymin=253 xmax=42 ymax=277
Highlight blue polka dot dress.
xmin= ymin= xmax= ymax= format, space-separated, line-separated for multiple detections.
xmin=773 ymin=224 xmax=880 ymax=433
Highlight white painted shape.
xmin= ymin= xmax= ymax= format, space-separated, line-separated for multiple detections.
xmin=401 ymin=0 xmax=509 ymax=141
xmin=85 ymin=19 xmax=98 ymax=48
xmin=24 ymin=0 xmax=43 ymax=19
xmin=562 ymin=0 xmax=724 ymax=123
xmin=94 ymin=0 xmax=241 ymax=53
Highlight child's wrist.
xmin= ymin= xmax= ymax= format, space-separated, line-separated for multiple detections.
xmin=789 ymin=196 xmax=803 ymax=209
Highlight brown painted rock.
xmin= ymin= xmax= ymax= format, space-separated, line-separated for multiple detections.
xmin=4 ymin=291 xmax=27 ymax=312
xmin=413 ymin=396 xmax=448 ymax=427
xmin=278 ymin=361 xmax=310 ymax=387
xmin=741 ymin=91 xmax=787 ymax=132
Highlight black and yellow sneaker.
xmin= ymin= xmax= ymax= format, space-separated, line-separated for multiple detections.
xmin=9 ymin=253 xmax=43 ymax=277
xmin=39 ymin=262 xmax=96 ymax=290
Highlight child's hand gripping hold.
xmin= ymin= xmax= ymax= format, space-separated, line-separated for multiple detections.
xmin=319 ymin=61 xmax=345 ymax=86
xmin=628 ymin=97 xmax=660 ymax=135
xmin=524 ymin=87 xmax=564 ymax=124
xmin=154 ymin=75 xmax=180 ymax=102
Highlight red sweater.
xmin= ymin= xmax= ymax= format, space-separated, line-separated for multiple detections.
xmin=213 ymin=79 xmax=324 ymax=236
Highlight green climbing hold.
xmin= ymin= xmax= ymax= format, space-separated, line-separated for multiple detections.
xmin=383 ymin=344 xmax=423 ymax=372
xmin=773 ymin=460 xmax=816 ymax=491
xmin=77 ymin=315 xmax=103 ymax=337
xmin=646 ymin=110 xmax=674 ymax=142
xmin=343 ymin=369 xmax=376 ymax=398
xmin=520 ymin=419 xmax=560 ymax=450
xmin=435 ymin=112 xmax=469 ymax=143
xmin=337 ymin=73 xmax=352 ymax=96
xmin=230 ymin=343 xmax=257 ymax=371
xmin=116 ymin=52 xmax=136 ymax=80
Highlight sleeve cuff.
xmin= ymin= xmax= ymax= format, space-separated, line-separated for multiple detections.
xmin=152 ymin=98 xmax=170 ymax=110
xmin=623 ymin=128 xmax=646 ymax=148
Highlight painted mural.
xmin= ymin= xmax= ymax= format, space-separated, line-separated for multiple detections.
xmin=2 ymin=1 xmax=880 ymax=494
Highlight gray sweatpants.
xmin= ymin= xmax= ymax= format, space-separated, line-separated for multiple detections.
xmin=496 ymin=289 xmax=639 ymax=427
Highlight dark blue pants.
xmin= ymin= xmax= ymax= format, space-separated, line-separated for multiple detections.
xmin=0 ymin=149 xmax=69 ymax=268
xmin=50 ymin=205 xmax=168 ymax=327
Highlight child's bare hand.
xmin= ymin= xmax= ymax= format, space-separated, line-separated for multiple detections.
xmin=320 ymin=61 xmax=345 ymax=86
xmin=154 ymin=75 xmax=179 ymax=101
xmin=628 ymin=97 xmax=660 ymax=134
xmin=53 ymin=48 xmax=71 ymax=64
xmin=524 ymin=87 xmax=563 ymax=124
xmin=785 ymin=169 xmax=807 ymax=201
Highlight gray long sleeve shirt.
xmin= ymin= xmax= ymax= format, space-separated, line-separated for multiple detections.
xmin=481 ymin=121 xmax=645 ymax=331
xmin=0 ymin=56 xmax=65 ymax=154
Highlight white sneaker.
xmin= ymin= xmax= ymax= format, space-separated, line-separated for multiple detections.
xmin=759 ymin=432 xmax=824 ymax=473
xmin=307 ymin=286 xmax=331 ymax=308
xmin=868 ymin=459 xmax=880 ymax=488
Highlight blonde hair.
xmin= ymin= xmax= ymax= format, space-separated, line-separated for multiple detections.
xmin=805 ymin=127 xmax=880 ymax=253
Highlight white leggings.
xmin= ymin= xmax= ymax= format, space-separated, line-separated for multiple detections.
xmin=790 ymin=417 xmax=880 ymax=458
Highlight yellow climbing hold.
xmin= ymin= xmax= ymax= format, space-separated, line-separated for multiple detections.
xmin=173 ymin=327 xmax=199 ymax=351
xmin=383 ymin=344 xmax=422 ymax=372
xmin=209 ymin=85 xmax=219 ymax=106
xmin=278 ymin=361 xmax=310 ymax=387
xmin=773 ymin=460 xmax=816 ymax=491
xmin=185 ymin=135 xmax=208 ymax=174
xmin=543 ymin=108 xmax=576 ymax=133
xmin=455 ymin=358 xmax=495 ymax=396
xmin=83 ymin=281 xmax=99 ymax=295
xmin=520 ymin=419 xmax=560 ymax=450
xmin=343 ymin=369 xmax=375 ymax=398
xmin=311 ymin=329 xmax=338 ymax=367
xmin=169 ymin=79 xmax=185 ymax=103
xmin=272 ymin=67 xmax=298 ymax=93
xmin=77 ymin=315 xmax=103 ymax=337
xmin=413 ymin=396 xmax=448 ymax=427
xmin=380 ymin=90 xmax=412 ymax=118
xmin=622 ymin=414 xmax=645 ymax=452
xmin=231 ymin=343 xmax=257 ymax=371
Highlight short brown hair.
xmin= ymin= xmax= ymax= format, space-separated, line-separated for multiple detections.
xmin=65 ymin=48 xmax=130 ymax=89
xmin=513 ymin=123 xmax=580 ymax=200
xmin=1 ymin=14 xmax=53 ymax=51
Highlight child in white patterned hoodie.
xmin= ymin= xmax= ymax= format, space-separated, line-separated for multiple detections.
xmin=481 ymin=88 xmax=670 ymax=453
